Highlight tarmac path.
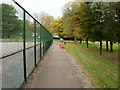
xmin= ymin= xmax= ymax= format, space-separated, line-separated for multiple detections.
xmin=22 ymin=42 xmax=93 ymax=88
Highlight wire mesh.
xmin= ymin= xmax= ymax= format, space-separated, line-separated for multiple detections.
xmin=1 ymin=0 xmax=53 ymax=88
xmin=36 ymin=22 xmax=40 ymax=63
xmin=1 ymin=0 xmax=24 ymax=88
xmin=2 ymin=52 xmax=24 ymax=88
xmin=0 ymin=1 xmax=2 ymax=89
xmin=40 ymin=26 xmax=44 ymax=58
xmin=25 ymin=13 xmax=35 ymax=77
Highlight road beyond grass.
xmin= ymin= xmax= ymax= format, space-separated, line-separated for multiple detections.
xmin=58 ymin=40 xmax=118 ymax=88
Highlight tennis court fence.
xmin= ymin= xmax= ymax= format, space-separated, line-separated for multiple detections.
xmin=1 ymin=0 xmax=53 ymax=88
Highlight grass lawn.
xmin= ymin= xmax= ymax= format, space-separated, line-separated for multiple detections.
xmin=0 ymin=38 xmax=34 ymax=42
xmin=55 ymin=39 xmax=118 ymax=88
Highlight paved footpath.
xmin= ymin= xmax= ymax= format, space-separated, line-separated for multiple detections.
xmin=22 ymin=42 xmax=93 ymax=88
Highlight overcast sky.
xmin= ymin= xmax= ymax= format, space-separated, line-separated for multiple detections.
xmin=11 ymin=0 xmax=74 ymax=18
xmin=1 ymin=0 xmax=119 ymax=18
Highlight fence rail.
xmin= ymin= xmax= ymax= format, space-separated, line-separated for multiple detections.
xmin=1 ymin=0 xmax=53 ymax=88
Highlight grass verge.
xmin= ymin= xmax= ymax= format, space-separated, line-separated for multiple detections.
xmin=56 ymin=40 xmax=118 ymax=88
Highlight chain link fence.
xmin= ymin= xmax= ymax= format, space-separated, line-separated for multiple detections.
xmin=1 ymin=0 xmax=53 ymax=88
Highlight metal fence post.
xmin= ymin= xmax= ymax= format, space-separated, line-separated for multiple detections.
xmin=43 ymin=29 xmax=45 ymax=55
xmin=40 ymin=25 xmax=41 ymax=59
xmin=42 ymin=29 xmax=44 ymax=55
xmin=23 ymin=10 xmax=27 ymax=82
xmin=41 ymin=27 xmax=43 ymax=57
xmin=34 ymin=20 xmax=37 ymax=67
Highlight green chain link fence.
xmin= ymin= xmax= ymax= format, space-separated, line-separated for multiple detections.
xmin=1 ymin=0 xmax=53 ymax=88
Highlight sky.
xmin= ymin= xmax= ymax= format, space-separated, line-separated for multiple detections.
xmin=11 ymin=0 xmax=74 ymax=18
xmin=1 ymin=0 xmax=119 ymax=19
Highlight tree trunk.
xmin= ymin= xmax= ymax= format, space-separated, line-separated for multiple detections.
xmin=106 ymin=40 xmax=109 ymax=51
xmin=8 ymin=35 xmax=10 ymax=38
xmin=100 ymin=40 xmax=102 ymax=55
xmin=74 ymin=37 xmax=77 ymax=42
xmin=80 ymin=39 xmax=82 ymax=44
xmin=86 ymin=38 xmax=88 ymax=48
xmin=118 ymin=36 xmax=120 ymax=43
xmin=110 ymin=41 xmax=113 ymax=52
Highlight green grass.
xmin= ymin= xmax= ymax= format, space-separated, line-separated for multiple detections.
xmin=0 ymin=38 xmax=34 ymax=42
xmin=56 ymin=40 xmax=118 ymax=88
xmin=0 ymin=38 xmax=19 ymax=42
xmin=62 ymin=40 xmax=119 ymax=51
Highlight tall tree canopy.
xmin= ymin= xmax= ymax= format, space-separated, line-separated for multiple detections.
xmin=1 ymin=3 xmax=23 ymax=38
xmin=34 ymin=12 xmax=55 ymax=32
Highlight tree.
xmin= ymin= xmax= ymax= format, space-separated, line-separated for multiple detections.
xmin=2 ymin=3 xmax=23 ymax=38
xmin=115 ymin=2 xmax=120 ymax=43
xmin=78 ymin=2 xmax=95 ymax=48
xmin=101 ymin=2 xmax=119 ymax=52
xmin=62 ymin=2 xmax=83 ymax=41
xmin=60 ymin=1 xmax=119 ymax=55
xmin=91 ymin=2 xmax=105 ymax=55
xmin=34 ymin=12 xmax=55 ymax=31
xmin=62 ymin=2 xmax=73 ymax=38
xmin=26 ymin=20 xmax=34 ymax=37
xmin=50 ymin=17 xmax=64 ymax=37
